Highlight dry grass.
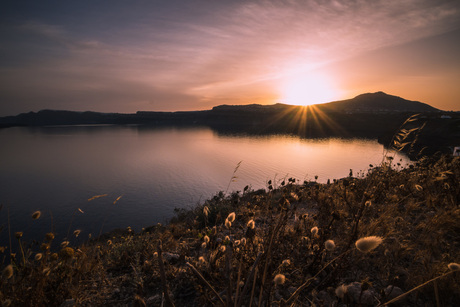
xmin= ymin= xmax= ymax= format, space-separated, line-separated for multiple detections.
xmin=1 ymin=154 xmax=459 ymax=306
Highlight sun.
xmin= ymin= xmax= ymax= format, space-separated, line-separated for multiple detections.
xmin=281 ymin=73 xmax=340 ymax=106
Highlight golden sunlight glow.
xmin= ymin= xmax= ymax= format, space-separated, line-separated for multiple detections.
xmin=281 ymin=73 xmax=340 ymax=106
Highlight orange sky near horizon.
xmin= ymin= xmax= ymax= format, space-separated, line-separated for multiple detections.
xmin=1 ymin=0 xmax=459 ymax=116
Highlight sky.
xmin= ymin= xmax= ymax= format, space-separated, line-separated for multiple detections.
xmin=1 ymin=0 xmax=460 ymax=116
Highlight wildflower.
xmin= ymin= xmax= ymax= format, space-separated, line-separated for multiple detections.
xmin=61 ymin=241 xmax=70 ymax=248
xmin=311 ymin=226 xmax=319 ymax=236
xmin=35 ymin=253 xmax=43 ymax=261
xmin=282 ymin=259 xmax=291 ymax=266
xmin=220 ymin=246 xmax=226 ymax=253
xmin=355 ymin=236 xmax=383 ymax=253
xmin=15 ymin=232 xmax=23 ymax=239
xmin=73 ymin=229 xmax=81 ymax=237
xmin=201 ymin=242 xmax=207 ymax=249
xmin=227 ymin=212 xmax=236 ymax=223
xmin=45 ymin=232 xmax=55 ymax=241
xmin=335 ymin=284 xmax=347 ymax=299
xmin=273 ymin=274 xmax=285 ymax=285
xmin=203 ymin=235 xmax=210 ymax=244
xmin=225 ymin=219 xmax=232 ymax=229
xmin=448 ymin=263 xmax=460 ymax=271
xmin=247 ymin=219 xmax=255 ymax=229
xmin=32 ymin=211 xmax=41 ymax=220
xmin=325 ymin=240 xmax=336 ymax=251
xmin=199 ymin=256 xmax=206 ymax=264
xmin=241 ymin=238 xmax=247 ymax=246
xmin=2 ymin=264 xmax=13 ymax=279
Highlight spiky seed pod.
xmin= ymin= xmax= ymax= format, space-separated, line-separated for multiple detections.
xmin=35 ymin=253 xmax=43 ymax=261
xmin=227 ymin=212 xmax=236 ymax=223
xmin=311 ymin=226 xmax=319 ymax=236
xmin=32 ymin=211 xmax=41 ymax=220
xmin=247 ymin=219 xmax=255 ymax=229
xmin=448 ymin=263 xmax=460 ymax=271
xmin=273 ymin=274 xmax=285 ymax=285
xmin=325 ymin=240 xmax=336 ymax=251
xmin=355 ymin=236 xmax=383 ymax=253
xmin=2 ymin=264 xmax=13 ymax=279
xmin=15 ymin=232 xmax=23 ymax=240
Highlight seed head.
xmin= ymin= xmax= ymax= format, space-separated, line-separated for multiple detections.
xmin=50 ymin=253 xmax=58 ymax=261
xmin=219 ymin=245 xmax=226 ymax=253
xmin=225 ymin=219 xmax=232 ymax=229
xmin=335 ymin=284 xmax=347 ymax=299
xmin=32 ymin=211 xmax=41 ymax=220
xmin=247 ymin=219 xmax=255 ymax=229
xmin=61 ymin=241 xmax=70 ymax=248
xmin=234 ymin=240 xmax=241 ymax=246
xmin=199 ymin=256 xmax=206 ymax=264
xmin=15 ymin=232 xmax=23 ymax=240
xmin=45 ymin=232 xmax=55 ymax=241
xmin=35 ymin=253 xmax=43 ymax=261
xmin=60 ymin=247 xmax=75 ymax=260
xmin=203 ymin=206 xmax=210 ymax=217
xmin=448 ymin=263 xmax=460 ymax=271
xmin=201 ymin=242 xmax=207 ymax=249
xmin=73 ymin=229 xmax=81 ymax=237
xmin=273 ymin=274 xmax=285 ymax=285
xmin=355 ymin=236 xmax=383 ymax=253
xmin=203 ymin=235 xmax=210 ymax=244
xmin=311 ymin=226 xmax=319 ymax=236
xmin=2 ymin=264 xmax=13 ymax=279
xmin=282 ymin=259 xmax=291 ymax=266
xmin=325 ymin=240 xmax=336 ymax=251
xmin=227 ymin=212 xmax=236 ymax=223
xmin=241 ymin=238 xmax=247 ymax=246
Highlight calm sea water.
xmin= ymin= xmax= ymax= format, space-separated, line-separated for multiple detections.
xmin=0 ymin=125 xmax=410 ymax=245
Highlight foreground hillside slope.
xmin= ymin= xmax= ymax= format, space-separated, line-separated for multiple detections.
xmin=1 ymin=154 xmax=459 ymax=306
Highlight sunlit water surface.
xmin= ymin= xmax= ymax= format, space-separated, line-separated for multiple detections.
xmin=0 ymin=126 xmax=410 ymax=245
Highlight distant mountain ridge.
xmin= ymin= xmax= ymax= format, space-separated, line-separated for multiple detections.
xmin=318 ymin=91 xmax=439 ymax=113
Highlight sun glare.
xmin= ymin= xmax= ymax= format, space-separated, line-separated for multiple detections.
xmin=281 ymin=73 xmax=340 ymax=106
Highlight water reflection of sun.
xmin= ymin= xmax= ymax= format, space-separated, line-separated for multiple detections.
xmin=281 ymin=72 xmax=340 ymax=106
